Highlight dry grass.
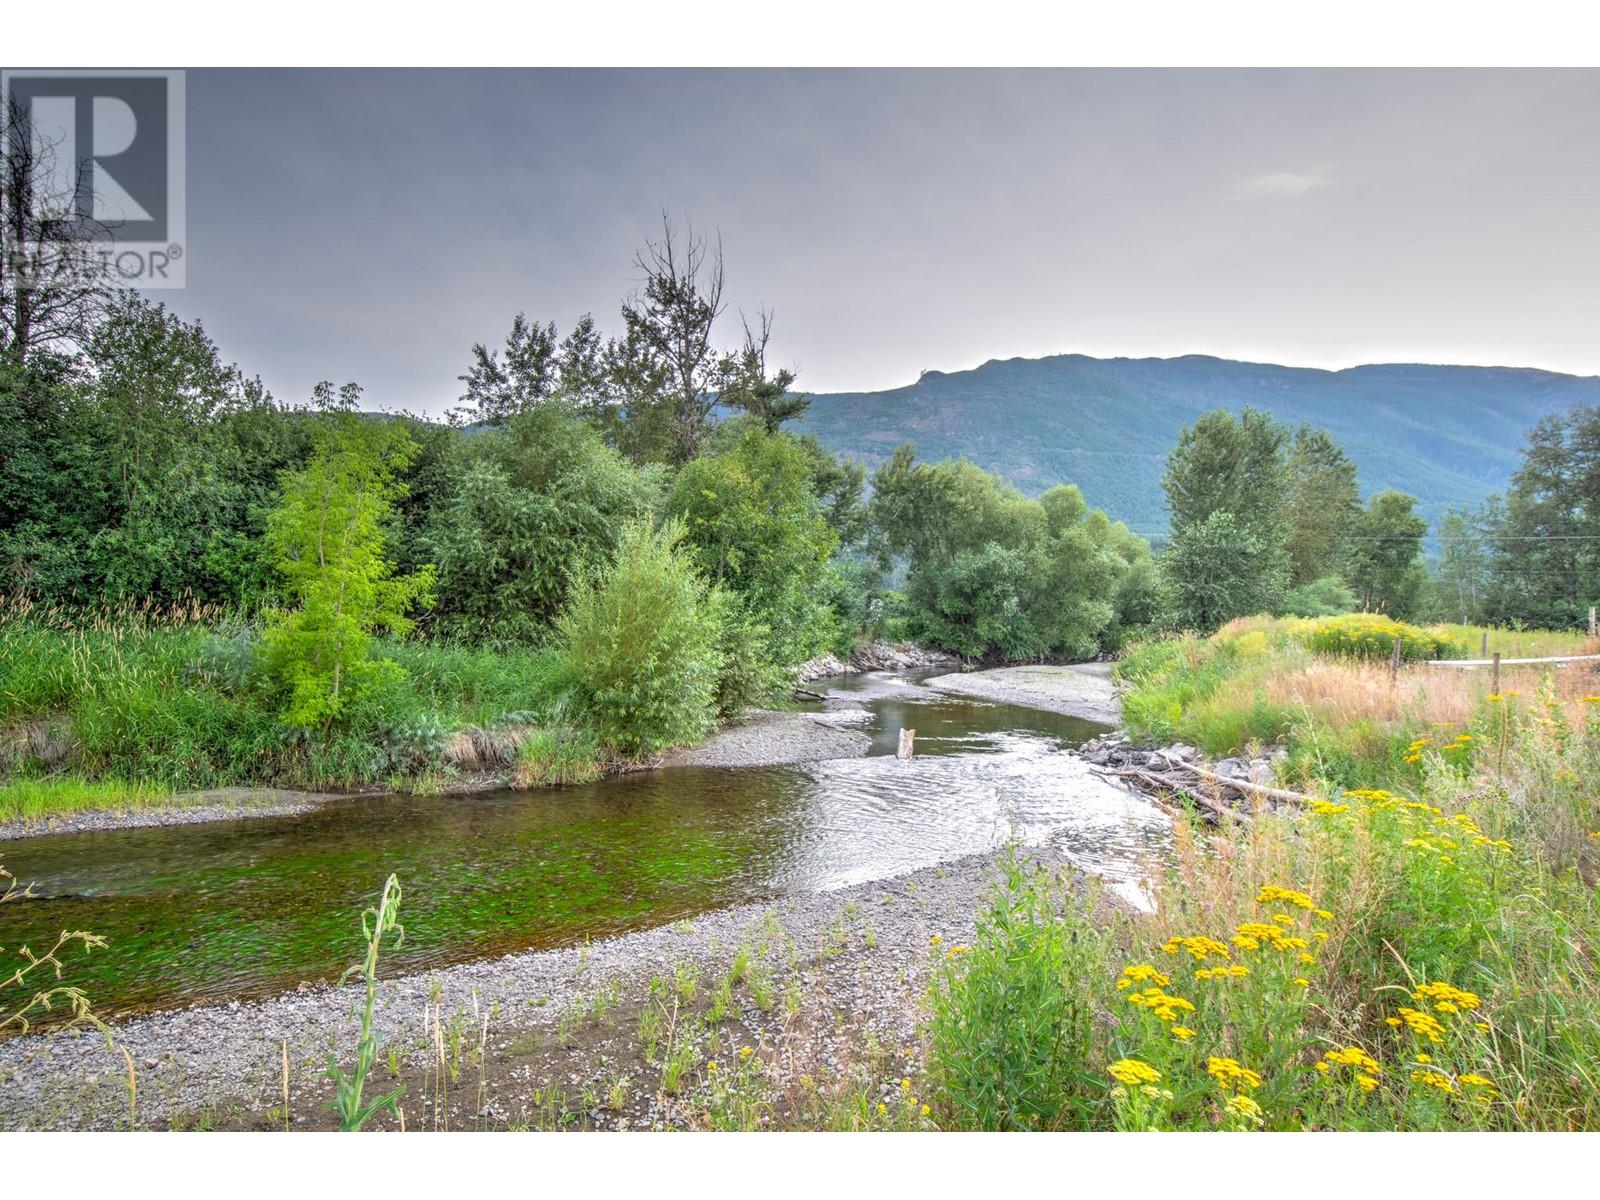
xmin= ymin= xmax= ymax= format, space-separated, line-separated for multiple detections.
xmin=1259 ymin=658 xmax=1600 ymax=741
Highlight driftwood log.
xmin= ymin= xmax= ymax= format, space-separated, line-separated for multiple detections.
xmin=1098 ymin=749 xmax=1317 ymax=824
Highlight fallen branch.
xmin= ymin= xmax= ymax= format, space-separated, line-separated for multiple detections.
xmin=1116 ymin=767 xmax=1243 ymax=824
xmin=1150 ymin=753 xmax=1315 ymax=808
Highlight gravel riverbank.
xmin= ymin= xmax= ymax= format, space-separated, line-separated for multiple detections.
xmin=0 ymin=844 xmax=1110 ymax=1131
xmin=0 ymin=787 xmax=351 ymax=843
xmin=661 ymin=706 xmax=871 ymax=767
xmin=925 ymin=663 xmax=1121 ymax=724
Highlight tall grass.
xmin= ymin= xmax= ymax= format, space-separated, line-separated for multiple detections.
xmin=0 ymin=596 xmax=570 ymax=792
xmin=1115 ymin=614 xmax=1600 ymax=791
xmin=930 ymin=677 xmax=1600 ymax=1130
xmin=0 ymin=776 xmax=171 ymax=822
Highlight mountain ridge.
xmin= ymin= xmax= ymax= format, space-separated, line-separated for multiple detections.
xmin=795 ymin=352 xmax=1600 ymax=538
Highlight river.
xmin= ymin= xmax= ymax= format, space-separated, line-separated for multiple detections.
xmin=0 ymin=670 xmax=1168 ymax=1019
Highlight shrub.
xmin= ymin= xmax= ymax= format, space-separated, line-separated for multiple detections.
xmin=1279 ymin=576 xmax=1358 ymax=618
xmin=1298 ymin=614 xmax=1464 ymax=662
xmin=554 ymin=519 xmax=725 ymax=756
xmin=928 ymin=853 xmax=1113 ymax=1130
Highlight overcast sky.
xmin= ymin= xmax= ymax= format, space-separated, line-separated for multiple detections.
xmin=167 ymin=68 xmax=1600 ymax=415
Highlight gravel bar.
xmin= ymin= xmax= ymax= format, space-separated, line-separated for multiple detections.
xmin=925 ymin=663 xmax=1121 ymax=724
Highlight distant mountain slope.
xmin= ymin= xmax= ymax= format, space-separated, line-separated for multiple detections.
xmin=796 ymin=354 xmax=1600 ymax=539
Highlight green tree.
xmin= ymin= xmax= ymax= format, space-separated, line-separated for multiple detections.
xmin=667 ymin=424 xmax=839 ymax=667
xmin=1162 ymin=511 xmax=1286 ymax=633
xmin=1344 ymin=490 xmax=1428 ymax=618
xmin=262 ymin=390 xmax=436 ymax=729
xmin=620 ymin=216 xmax=726 ymax=464
xmin=1284 ymin=424 xmax=1360 ymax=586
xmin=869 ymin=447 xmax=1154 ymax=660
xmin=454 ymin=313 xmax=558 ymax=426
xmin=555 ymin=518 xmax=726 ymax=755
xmin=717 ymin=311 xmax=808 ymax=434
xmin=423 ymin=406 xmax=658 ymax=642
xmin=1431 ymin=505 xmax=1491 ymax=624
xmin=1483 ymin=406 xmax=1599 ymax=628
xmin=1162 ymin=407 xmax=1289 ymax=536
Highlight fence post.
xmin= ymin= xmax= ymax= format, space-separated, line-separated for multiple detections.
xmin=1480 ymin=631 xmax=1488 ymax=658
xmin=1590 ymin=606 xmax=1597 ymax=640
xmin=1491 ymin=652 xmax=1501 ymax=695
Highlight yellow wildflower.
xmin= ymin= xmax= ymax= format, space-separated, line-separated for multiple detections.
xmin=1256 ymin=884 xmax=1317 ymax=911
xmin=1324 ymin=1047 xmax=1381 ymax=1074
xmin=1207 ymin=1057 xmax=1262 ymax=1092
xmin=1108 ymin=1059 xmax=1162 ymax=1086
xmin=1171 ymin=1026 xmax=1196 ymax=1042
xmin=1412 ymin=981 xmax=1482 ymax=1012
xmin=1225 ymin=1094 xmax=1263 ymax=1121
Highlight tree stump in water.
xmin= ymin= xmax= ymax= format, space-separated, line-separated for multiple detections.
xmin=896 ymin=728 xmax=915 ymax=759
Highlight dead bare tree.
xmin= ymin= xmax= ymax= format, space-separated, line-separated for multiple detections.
xmin=622 ymin=212 xmax=726 ymax=462
xmin=0 ymin=92 xmax=113 ymax=368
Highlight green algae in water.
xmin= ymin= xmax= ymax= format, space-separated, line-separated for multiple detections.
xmin=1 ymin=680 xmax=1164 ymax=1019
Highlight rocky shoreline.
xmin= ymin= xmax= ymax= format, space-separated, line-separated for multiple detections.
xmin=796 ymin=642 xmax=956 ymax=683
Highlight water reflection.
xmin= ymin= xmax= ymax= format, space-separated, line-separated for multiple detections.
xmin=1 ymin=672 xmax=1167 ymax=1017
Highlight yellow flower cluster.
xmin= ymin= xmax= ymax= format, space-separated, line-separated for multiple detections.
xmin=1310 ymin=799 xmax=1349 ymax=816
xmin=1225 ymin=1093 xmax=1263 ymax=1120
xmin=1127 ymin=986 xmax=1197 ymax=1023
xmin=1194 ymin=964 xmax=1250 ymax=981
xmin=1117 ymin=963 xmax=1171 ymax=989
xmin=1412 ymin=981 xmax=1482 ymax=1014
xmin=1232 ymin=921 xmax=1310 ymax=954
xmin=1160 ymin=934 xmax=1231 ymax=961
xmin=1207 ymin=1057 xmax=1261 ymax=1092
xmin=1320 ymin=1045 xmax=1381 ymax=1093
xmin=1389 ymin=1007 xmax=1447 ymax=1043
xmin=1411 ymin=1070 xmax=1456 ymax=1094
xmin=1256 ymin=884 xmax=1316 ymax=910
xmin=1108 ymin=1058 xmax=1162 ymax=1086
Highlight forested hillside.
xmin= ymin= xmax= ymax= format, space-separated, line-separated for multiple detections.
xmin=798 ymin=354 xmax=1600 ymax=538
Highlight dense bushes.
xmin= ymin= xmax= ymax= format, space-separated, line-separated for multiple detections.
xmin=870 ymin=449 xmax=1161 ymax=661
xmin=553 ymin=519 xmax=727 ymax=755
xmin=1296 ymin=613 xmax=1465 ymax=663
xmin=423 ymin=407 xmax=660 ymax=643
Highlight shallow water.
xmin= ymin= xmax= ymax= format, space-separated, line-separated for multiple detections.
xmin=0 ymin=671 xmax=1167 ymax=1018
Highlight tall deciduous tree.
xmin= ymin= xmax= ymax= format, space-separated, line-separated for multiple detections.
xmin=1344 ymin=490 xmax=1427 ymax=618
xmin=454 ymin=313 xmax=558 ymax=426
xmin=1163 ymin=511 xmax=1286 ymax=633
xmin=1160 ymin=407 xmax=1291 ymax=630
xmin=1284 ymin=424 xmax=1360 ymax=586
xmin=1161 ymin=407 xmax=1289 ymax=536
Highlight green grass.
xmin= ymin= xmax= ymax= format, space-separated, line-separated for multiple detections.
xmin=0 ymin=775 xmax=172 ymax=822
xmin=0 ymin=606 xmax=571 ymax=792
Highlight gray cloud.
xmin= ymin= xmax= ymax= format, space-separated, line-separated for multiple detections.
xmin=155 ymin=68 xmax=1600 ymax=416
